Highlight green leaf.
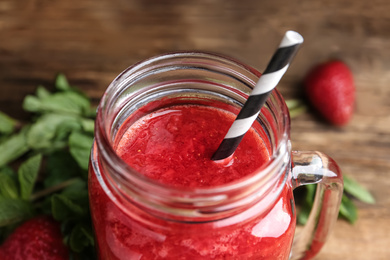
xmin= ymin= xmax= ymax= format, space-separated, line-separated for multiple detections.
xmin=18 ymin=154 xmax=42 ymax=200
xmin=297 ymin=203 xmax=311 ymax=225
xmin=80 ymin=118 xmax=95 ymax=134
xmin=23 ymin=91 xmax=91 ymax=116
xmin=0 ymin=129 xmax=29 ymax=167
xmin=44 ymin=151 xmax=81 ymax=188
xmin=61 ymin=178 xmax=88 ymax=202
xmin=36 ymin=85 xmax=51 ymax=99
xmin=285 ymin=99 xmax=302 ymax=109
xmin=304 ymin=184 xmax=316 ymax=204
xmin=0 ymin=198 xmax=34 ymax=227
xmin=22 ymin=95 xmax=41 ymax=113
xmin=339 ymin=194 xmax=358 ymax=224
xmin=26 ymin=113 xmax=80 ymax=150
xmin=55 ymin=73 xmax=71 ymax=91
xmin=344 ymin=175 xmax=375 ymax=204
xmin=69 ymin=224 xmax=95 ymax=252
xmin=285 ymin=99 xmax=307 ymax=119
xmin=54 ymin=120 xmax=83 ymax=142
xmin=297 ymin=184 xmax=316 ymax=225
xmin=0 ymin=169 xmax=19 ymax=199
xmin=51 ymin=194 xmax=85 ymax=221
xmin=85 ymin=105 xmax=97 ymax=119
xmin=0 ymin=111 xmax=17 ymax=135
xmin=68 ymin=131 xmax=94 ymax=170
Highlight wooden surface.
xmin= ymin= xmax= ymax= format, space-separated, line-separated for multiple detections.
xmin=1 ymin=1 xmax=389 ymax=259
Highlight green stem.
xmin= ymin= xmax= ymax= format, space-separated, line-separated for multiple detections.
xmin=30 ymin=177 xmax=79 ymax=202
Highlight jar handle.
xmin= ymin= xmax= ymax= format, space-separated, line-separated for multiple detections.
xmin=290 ymin=151 xmax=343 ymax=260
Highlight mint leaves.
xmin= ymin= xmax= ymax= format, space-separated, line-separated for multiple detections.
xmin=343 ymin=175 xmax=375 ymax=204
xmin=0 ymin=130 xmax=30 ymax=167
xmin=0 ymin=111 xmax=18 ymax=135
xmin=285 ymin=99 xmax=308 ymax=119
xmin=0 ymin=198 xmax=34 ymax=227
xmin=0 ymin=74 xmax=95 ymax=258
xmin=0 ymin=162 xmax=36 ymax=227
xmin=0 ymin=158 xmax=40 ymax=227
xmin=297 ymin=175 xmax=375 ymax=225
xmin=338 ymin=175 xmax=375 ymax=223
xmin=18 ymin=154 xmax=42 ymax=200
xmin=0 ymin=168 xmax=19 ymax=199
xmin=69 ymin=132 xmax=94 ymax=171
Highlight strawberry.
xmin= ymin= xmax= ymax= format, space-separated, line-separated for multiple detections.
xmin=304 ymin=60 xmax=355 ymax=126
xmin=0 ymin=215 xmax=69 ymax=260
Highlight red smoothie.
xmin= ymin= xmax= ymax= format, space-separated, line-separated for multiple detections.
xmin=89 ymin=104 xmax=296 ymax=259
xmin=116 ymin=105 xmax=269 ymax=188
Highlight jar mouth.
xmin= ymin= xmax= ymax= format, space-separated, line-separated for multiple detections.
xmin=94 ymin=51 xmax=291 ymax=220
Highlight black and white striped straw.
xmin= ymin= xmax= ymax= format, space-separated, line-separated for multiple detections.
xmin=212 ymin=31 xmax=304 ymax=161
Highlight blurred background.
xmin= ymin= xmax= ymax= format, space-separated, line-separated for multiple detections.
xmin=0 ymin=0 xmax=389 ymax=259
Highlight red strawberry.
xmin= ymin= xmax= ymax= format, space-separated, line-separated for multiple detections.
xmin=304 ymin=60 xmax=355 ymax=126
xmin=0 ymin=216 xmax=69 ymax=260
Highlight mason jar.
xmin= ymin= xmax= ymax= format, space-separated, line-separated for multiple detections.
xmin=88 ymin=52 xmax=343 ymax=260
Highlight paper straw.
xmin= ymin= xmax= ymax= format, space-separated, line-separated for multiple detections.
xmin=212 ymin=30 xmax=304 ymax=161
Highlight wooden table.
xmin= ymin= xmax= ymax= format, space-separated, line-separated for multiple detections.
xmin=1 ymin=1 xmax=389 ymax=259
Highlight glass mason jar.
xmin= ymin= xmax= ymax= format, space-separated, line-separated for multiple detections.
xmin=88 ymin=52 xmax=343 ymax=260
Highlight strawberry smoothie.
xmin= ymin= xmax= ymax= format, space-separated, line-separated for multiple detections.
xmin=89 ymin=104 xmax=296 ymax=259
xmin=116 ymin=105 xmax=269 ymax=188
